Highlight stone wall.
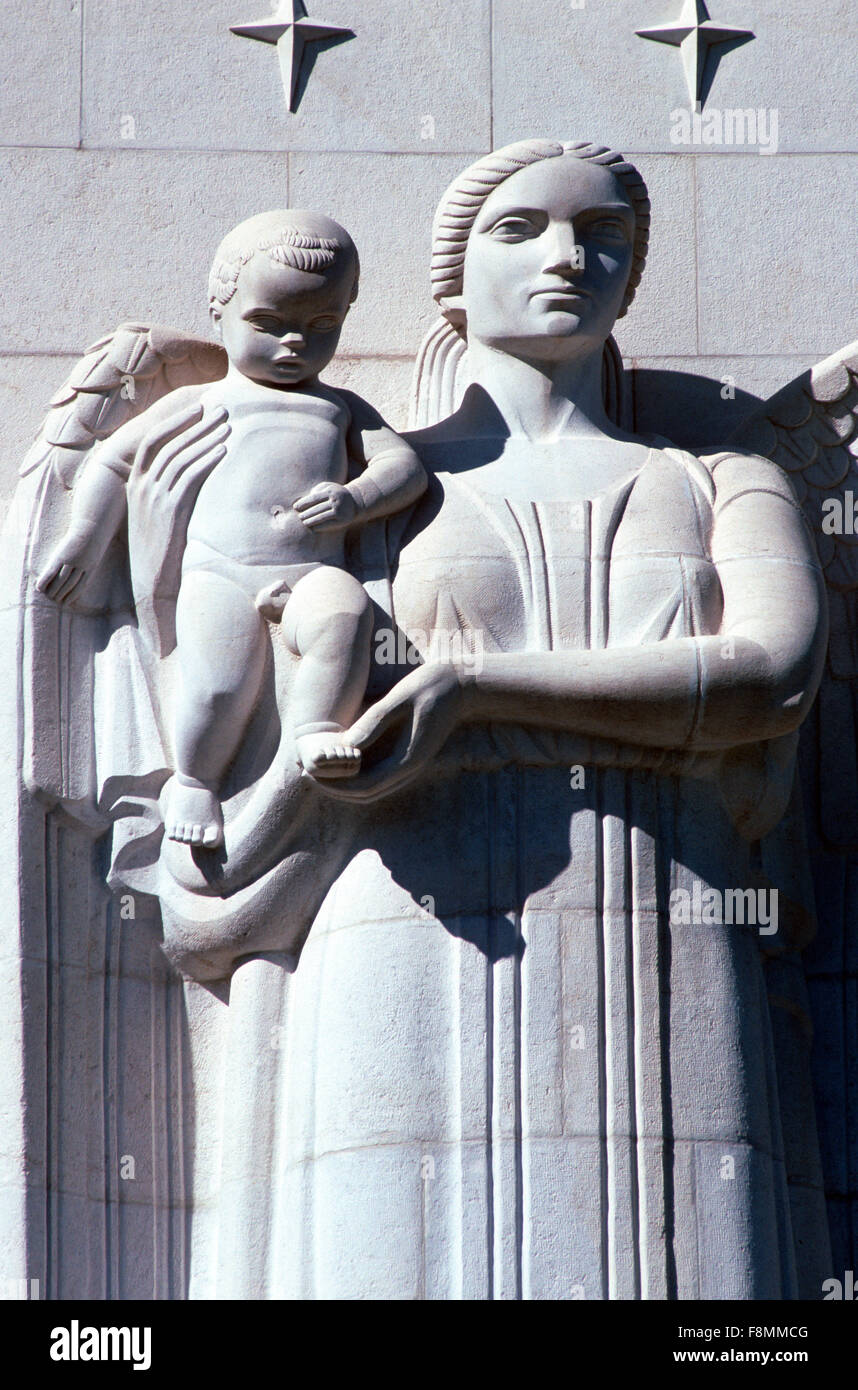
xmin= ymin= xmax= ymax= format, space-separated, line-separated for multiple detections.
xmin=2 ymin=0 xmax=856 ymax=504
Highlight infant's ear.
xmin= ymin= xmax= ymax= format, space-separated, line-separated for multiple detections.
xmin=209 ymin=304 xmax=223 ymax=340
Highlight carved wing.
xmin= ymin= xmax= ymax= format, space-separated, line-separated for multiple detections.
xmin=729 ymin=339 xmax=858 ymax=1272
xmin=20 ymin=321 xmax=226 ymax=487
xmin=11 ymin=323 xmax=227 ymax=816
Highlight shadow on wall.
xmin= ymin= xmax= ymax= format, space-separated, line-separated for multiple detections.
xmin=629 ymin=368 xmax=763 ymax=451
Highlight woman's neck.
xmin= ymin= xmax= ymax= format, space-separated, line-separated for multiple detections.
xmin=464 ymin=341 xmax=614 ymax=442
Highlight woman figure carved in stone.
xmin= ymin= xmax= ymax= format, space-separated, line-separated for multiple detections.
xmin=259 ymin=139 xmax=830 ymax=1299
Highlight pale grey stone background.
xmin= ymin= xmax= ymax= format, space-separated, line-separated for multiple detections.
xmin=1 ymin=0 xmax=855 ymax=1287
xmin=2 ymin=0 xmax=855 ymax=510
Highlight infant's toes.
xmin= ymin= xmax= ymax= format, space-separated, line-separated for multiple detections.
xmin=190 ymin=824 xmax=203 ymax=844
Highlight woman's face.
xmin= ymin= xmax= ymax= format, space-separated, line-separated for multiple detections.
xmin=460 ymin=154 xmax=636 ymax=361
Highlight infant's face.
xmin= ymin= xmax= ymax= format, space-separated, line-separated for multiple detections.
xmin=215 ymin=254 xmax=353 ymax=388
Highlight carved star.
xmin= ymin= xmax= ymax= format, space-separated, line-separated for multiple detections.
xmin=636 ymin=0 xmax=754 ymax=110
xmin=231 ymin=1 xmax=354 ymax=113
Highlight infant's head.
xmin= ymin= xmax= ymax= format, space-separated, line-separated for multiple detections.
xmin=208 ymin=210 xmax=360 ymax=388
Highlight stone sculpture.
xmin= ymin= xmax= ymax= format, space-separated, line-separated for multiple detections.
xmin=36 ymin=209 xmax=425 ymax=846
xmin=5 ymin=137 xmax=857 ymax=1300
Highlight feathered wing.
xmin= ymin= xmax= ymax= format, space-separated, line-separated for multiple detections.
xmin=14 ymin=323 xmax=226 ymax=818
xmin=2 ymin=329 xmax=225 ymax=1295
xmin=20 ymin=322 xmax=226 ymax=486
xmin=730 ymin=340 xmax=858 ymax=1272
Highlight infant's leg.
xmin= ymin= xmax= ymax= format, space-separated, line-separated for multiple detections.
xmin=168 ymin=569 xmax=268 ymax=847
xmin=281 ymin=566 xmax=373 ymax=778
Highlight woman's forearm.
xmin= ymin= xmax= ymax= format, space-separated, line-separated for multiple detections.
xmin=459 ymin=632 xmax=821 ymax=752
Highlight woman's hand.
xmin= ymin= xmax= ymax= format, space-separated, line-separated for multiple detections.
xmin=126 ymin=403 xmax=229 ymax=601
xmin=317 ymin=660 xmax=468 ymax=803
xmin=127 ymin=402 xmax=229 ymax=530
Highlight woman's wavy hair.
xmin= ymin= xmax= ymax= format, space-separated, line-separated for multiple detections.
xmin=430 ymin=139 xmax=650 ymax=333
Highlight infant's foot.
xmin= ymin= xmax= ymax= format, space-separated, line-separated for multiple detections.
xmin=165 ymin=775 xmax=224 ymax=848
xmin=255 ymin=579 xmax=291 ymax=623
xmin=296 ymin=728 xmax=362 ymax=780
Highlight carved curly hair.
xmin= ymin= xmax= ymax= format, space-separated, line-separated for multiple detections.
xmin=208 ymin=210 xmax=360 ymax=309
xmin=430 ymin=140 xmax=650 ymax=328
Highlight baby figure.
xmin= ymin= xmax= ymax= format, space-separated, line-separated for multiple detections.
xmin=37 ymin=210 xmax=427 ymax=848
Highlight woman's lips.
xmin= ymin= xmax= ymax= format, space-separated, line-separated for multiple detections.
xmin=531 ymin=284 xmax=592 ymax=300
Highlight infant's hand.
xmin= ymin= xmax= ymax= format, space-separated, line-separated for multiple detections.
xmin=293 ymin=482 xmax=358 ymax=532
xmin=36 ymin=530 xmax=104 ymax=604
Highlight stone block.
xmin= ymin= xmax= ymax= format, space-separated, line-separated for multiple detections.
xmin=492 ymin=0 xmax=856 ymax=155
xmin=0 ymin=0 xmax=81 ymax=147
xmin=697 ymin=156 xmax=858 ymax=354
xmin=608 ymin=155 xmax=697 ymax=357
xmin=83 ymin=0 xmax=491 ymax=153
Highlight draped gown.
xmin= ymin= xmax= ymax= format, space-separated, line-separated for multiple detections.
xmin=215 ymin=440 xmax=830 ymax=1300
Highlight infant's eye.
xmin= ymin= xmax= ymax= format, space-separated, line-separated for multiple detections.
xmin=309 ymin=316 xmax=341 ymax=332
xmin=250 ymin=318 xmax=280 ymax=333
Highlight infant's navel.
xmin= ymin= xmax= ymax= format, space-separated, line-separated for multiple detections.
xmin=270 ymin=504 xmax=290 ymax=529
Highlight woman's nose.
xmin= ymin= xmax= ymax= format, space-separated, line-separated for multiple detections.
xmin=542 ymin=223 xmax=584 ymax=274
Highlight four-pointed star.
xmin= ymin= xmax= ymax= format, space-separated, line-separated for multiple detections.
xmin=231 ymin=0 xmax=354 ymax=112
xmin=637 ymin=0 xmax=754 ymax=110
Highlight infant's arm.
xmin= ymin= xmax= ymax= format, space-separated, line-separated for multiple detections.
xmin=36 ymin=384 xmax=209 ymax=602
xmin=341 ymin=391 xmax=427 ymax=521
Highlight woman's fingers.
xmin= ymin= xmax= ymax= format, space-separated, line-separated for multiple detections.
xmin=316 ymin=731 xmax=416 ymax=802
xmin=346 ymin=691 xmax=411 ymax=751
xmin=163 ymin=437 xmax=229 ymax=493
xmin=135 ymin=403 xmax=227 ymax=477
xmin=135 ymin=403 xmax=203 ymax=472
xmin=38 ymin=562 xmax=74 ymax=600
xmin=149 ymin=412 xmax=229 ymax=483
xmin=317 ymin=702 xmax=426 ymax=801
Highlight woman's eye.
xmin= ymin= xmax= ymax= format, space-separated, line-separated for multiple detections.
xmin=490 ymin=218 xmax=539 ymax=241
xmin=588 ymin=219 xmax=628 ymax=239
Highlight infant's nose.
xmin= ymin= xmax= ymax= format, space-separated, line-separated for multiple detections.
xmin=280 ymin=331 xmax=306 ymax=347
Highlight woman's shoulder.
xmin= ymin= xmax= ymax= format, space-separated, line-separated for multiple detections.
xmin=697 ymin=445 xmax=804 ymax=515
xmin=647 ymin=436 xmax=801 ymax=513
